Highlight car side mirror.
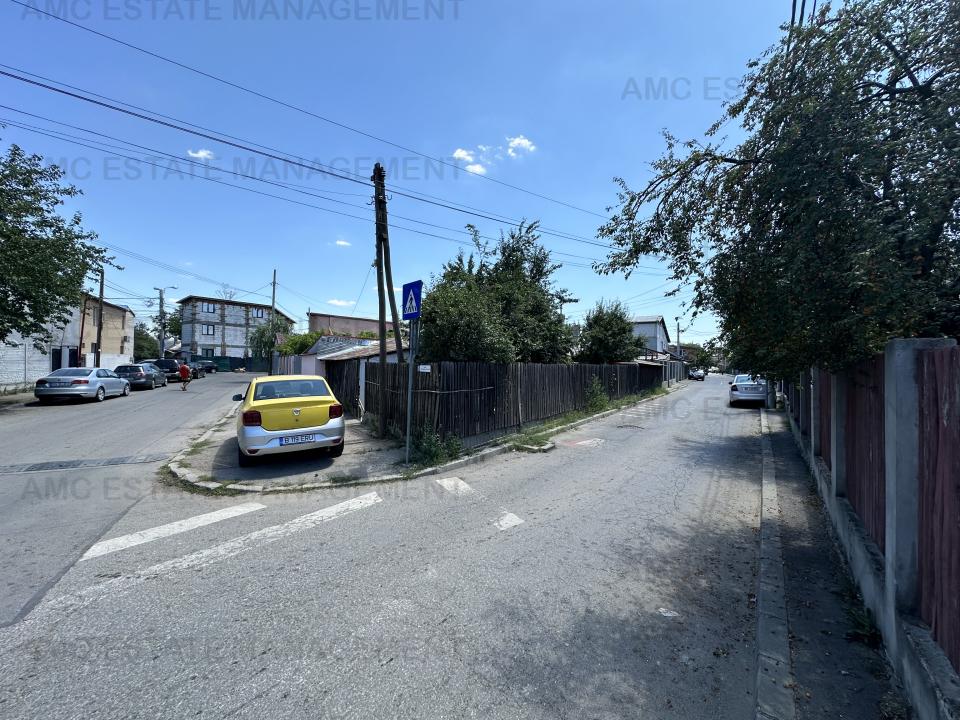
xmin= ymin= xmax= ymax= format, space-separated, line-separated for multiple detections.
xmin=728 ymin=381 xmax=732 ymax=385
xmin=232 ymin=394 xmax=243 ymax=401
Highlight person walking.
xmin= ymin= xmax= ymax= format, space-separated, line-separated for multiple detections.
xmin=178 ymin=361 xmax=192 ymax=391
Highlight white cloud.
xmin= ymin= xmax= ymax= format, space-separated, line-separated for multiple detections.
xmin=327 ymin=299 xmax=355 ymax=307
xmin=465 ymin=163 xmax=487 ymax=175
xmin=187 ymin=148 xmax=215 ymax=160
xmin=506 ymin=135 xmax=536 ymax=158
xmin=335 ymin=239 xmax=351 ymax=247
xmin=452 ymin=148 xmax=474 ymax=163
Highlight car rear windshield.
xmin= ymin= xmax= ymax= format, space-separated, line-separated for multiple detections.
xmin=734 ymin=375 xmax=754 ymax=384
xmin=154 ymin=360 xmax=179 ymax=369
xmin=254 ymin=379 xmax=330 ymax=401
xmin=116 ymin=366 xmax=142 ymax=372
xmin=49 ymin=369 xmax=93 ymax=377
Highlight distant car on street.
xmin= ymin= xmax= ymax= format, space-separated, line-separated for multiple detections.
xmin=233 ymin=375 xmax=345 ymax=467
xmin=34 ymin=368 xmax=130 ymax=403
xmin=198 ymin=360 xmax=218 ymax=374
xmin=187 ymin=362 xmax=206 ymax=379
xmin=141 ymin=358 xmax=182 ymax=382
xmin=115 ymin=363 xmax=167 ymax=390
xmin=729 ymin=374 xmax=767 ymax=406
xmin=688 ymin=369 xmax=706 ymax=381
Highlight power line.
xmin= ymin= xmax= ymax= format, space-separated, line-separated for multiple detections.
xmin=8 ymin=0 xmax=606 ymax=219
xmin=2 ymin=116 xmax=609 ymax=273
xmin=0 ymin=66 xmax=622 ymax=255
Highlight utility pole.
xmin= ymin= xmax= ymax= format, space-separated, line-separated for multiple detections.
xmin=372 ymin=164 xmax=405 ymax=363
xmin=154 ymin=286 xmax=176 ymax=359
xmin=94 ymin=268 xmax=105 ymax=367
xmin=270 ymin=268 xmax=277 ymax=317
xmin=374 ymin=202 xmax=388 ymax=438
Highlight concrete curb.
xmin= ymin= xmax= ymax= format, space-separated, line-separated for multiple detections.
xmin=756 ymin=409 xmax=797 ymax=720
xmin=167 ymin=382 xmax=690 ymax=495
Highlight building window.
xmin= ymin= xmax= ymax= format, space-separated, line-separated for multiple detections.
xmin=202 ymin=348 xmax=214 ymax=358
xmin=201 ymin=324 xmax=215 ymax=336
xmin=202 ymin=302 xmax=217 ymax=313
xmin=254 ymin=307 xmax=264 ymax=318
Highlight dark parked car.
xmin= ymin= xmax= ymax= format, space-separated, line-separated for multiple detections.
xmin=141 ymin=358 xmax=182 ymax=381
xmin=115 ymin=363 xmax=167 ymax=389
xmin=198 ymin=360 xmax=218 ymax=374
xmin=187 ymin=362 xmax=206 ymax=379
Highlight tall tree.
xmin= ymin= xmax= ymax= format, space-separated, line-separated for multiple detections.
xmin=248 ymin=316 xmax=292 ymax=359
xmin=133 ymin=322 xmax=159 ymax=360
xmin=0 ymin=142 xmax=113 ymax=349
xmin=575 ymin=300 xmax=641 ymax=364
xmin=420 ymin=222 xmax=575 ymax=363
xmin=597 ymin=0 xmax=960 ymax=377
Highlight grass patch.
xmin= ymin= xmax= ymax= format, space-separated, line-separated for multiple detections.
xmin=156 ymin=464 xmax=242 ymax=496
xmin=182 ymin=439 xmax=211 ymax=457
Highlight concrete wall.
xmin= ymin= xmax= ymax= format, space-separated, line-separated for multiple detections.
xmin=308 ymin=313 xmax=393 ymax=336
xmin=80 ymin=301 xmax=134 ymax=359
xmin=631 ymin=321 xmax=669 ymax=353
xmin=786 ymin=339 xmax=960 ymax=720
xmin=182 ymin=299 xmax=279 ymax=359
xmin=0 ymin=334 xmax=55 ymax=391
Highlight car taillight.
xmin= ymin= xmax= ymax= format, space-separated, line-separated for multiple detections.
xmin=242 ymin=410 xmax=262 ymax=427
xmin=71 ymin=379 xmax=89 ymax=385
xmin=329 ymin=403 xmax=343 ymax=419
xmin=731 ymin=385 xmax=738 ymax=391
xmin=36 ymin=379 xmax=47 ymax=386
xmin=136 ymin=372 xmax=144 ymax=377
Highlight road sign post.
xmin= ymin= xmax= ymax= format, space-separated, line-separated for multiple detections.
xmin=402 ymin=281 xmax=423 ymax=464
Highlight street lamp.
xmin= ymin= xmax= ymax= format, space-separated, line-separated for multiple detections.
xmin=153 ymin=286 xmax=177 ymax=358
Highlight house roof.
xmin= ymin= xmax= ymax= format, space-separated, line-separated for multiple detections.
xmin=630 ymin=314 xmax=671 ymax=343
xmin=82 ymin=293 xmax=135 ymax=316
xmin=303 ymin=336 xmax=400 ymax=361
xmin=177 ymin=295 xmax=295 ymax=323
xmin=307 ymin=311 xmax=390 ymax=324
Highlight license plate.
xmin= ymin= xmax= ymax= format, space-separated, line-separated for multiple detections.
xmin=280 ymin=434 xmax=316 ymax=446
xmin=51 ymin=382 xmax=70 ymax=387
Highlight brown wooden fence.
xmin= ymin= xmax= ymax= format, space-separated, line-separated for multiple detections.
xmin=918 ymin=346 xmax=960 ymax=673
xmin=818 ymin=371 xmax=832 ymax=470
xmin=326 ymin=360 xmax=361 ymax=417
xmin=363 ymin=361 xmax=664 ymax=443
xmin=844 ymin=354 xmax=886 ymax=552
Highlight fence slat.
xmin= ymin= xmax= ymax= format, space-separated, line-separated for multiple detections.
xmin=844 ymin=354 xmax=886 ymax=552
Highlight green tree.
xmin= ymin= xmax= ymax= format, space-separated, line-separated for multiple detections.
xmin=248 ymin=316 xmax=293 ymax=359
xmin=151 ymin=308 xmax=181 ymax=340
xmin=598 ymin=0 xmax=960 ymax=377
xmin=420 ymin=222 xmax=575 ymax=363
xmin=277 ymin=330 xmax=326 ymax=356
xmin=133 ymin=322 xmax=159 ymax=360
xmin=0 ymin=142 xmax=113 ymax=349
xmin=575 ymin=300 xmax=641 ymax=364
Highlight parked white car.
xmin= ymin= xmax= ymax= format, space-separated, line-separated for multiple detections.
xmin=34 ymin=368 xmax=130 ymax=403
xmin=728 ymin=374 xmax=767 ymax=406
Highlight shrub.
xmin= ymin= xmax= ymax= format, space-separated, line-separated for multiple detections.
xmin=585 ymin=376 xmax=608 ymax=413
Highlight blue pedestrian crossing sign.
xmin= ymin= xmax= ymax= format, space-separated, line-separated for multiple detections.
xmin=402 ymin=280 xmax=423 ymax=320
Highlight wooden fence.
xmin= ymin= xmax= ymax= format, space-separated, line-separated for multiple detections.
xmin=363 ymin=361 xmax=665 ymax=444
xmin=326 ymin=360 xmax=361 ymax=417
xmin=918 ymin=346 xmax=960 ymax=673
xmin=844 ymin=354 xmax=886 ymax=552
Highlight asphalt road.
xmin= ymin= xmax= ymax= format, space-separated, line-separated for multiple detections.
xmin=0 ymin=371 xmax=254 ymax=627
xmin=0 ymin=375 xmax=764 ymax=718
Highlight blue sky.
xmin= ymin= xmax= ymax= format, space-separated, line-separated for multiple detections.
xmin=2 ymin=0 xmax=787 ymax=343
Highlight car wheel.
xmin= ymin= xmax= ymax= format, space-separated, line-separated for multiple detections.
xmin=95 ymin=387 xmax=106 ymax=402
xmin=237 ymin=446 xmax=254 ymax=468
xmin=151 ymin=378 xmax=157 ymax=389
xmin=328 ymin=443 xmax=345 ymax=458
xmin=163 ymin=378 xmax=168 ymax=387
xmin=122 ymin=384 xmax=130 ymax=396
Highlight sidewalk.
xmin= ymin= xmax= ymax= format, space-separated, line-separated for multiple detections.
xmin=766 ymin=411 xmax=910 ymax=719
xmin=171 ymin=415 xmax=406 ymax=491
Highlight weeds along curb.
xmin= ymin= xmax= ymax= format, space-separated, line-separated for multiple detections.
xmin=167 ymin=382 xmax=690 ymax=495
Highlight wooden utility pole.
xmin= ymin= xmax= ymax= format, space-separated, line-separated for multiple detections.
xmin=372 ymin=164 xmax=405 ymax=363
xmin=94 ymin=269 xmax=105 ymax=367
xmin=374 ymin=206 xmax=388 ymax=438
xmin=270 ymin=268 xmax=277 ymax=317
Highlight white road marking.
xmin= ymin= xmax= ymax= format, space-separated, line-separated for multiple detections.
xmin=81 ymin=503 xmax=266 ymax=561
xmin=435 ymin=476 xmax=479 ymax=497
xmin=35 ymin=493 xmax=382 ymax=623
xmin=494 ymin=511 xmax=524 ymax=531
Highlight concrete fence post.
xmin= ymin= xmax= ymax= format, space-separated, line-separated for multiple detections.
xmin=799 ymin=369 xmax=812 ymax=449
xmin=811 ymin=367 xmax=822 ymax=462
xmin=883 ymin=337 xmax=957 ymax=618
xmin=830 ymin=371 xmax=847 ymax=498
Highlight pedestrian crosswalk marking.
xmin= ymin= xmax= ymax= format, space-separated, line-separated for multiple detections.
xmin=81 ymin=503 xmax=266 ymax=561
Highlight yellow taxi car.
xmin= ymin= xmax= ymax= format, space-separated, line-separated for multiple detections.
xmin=232 ymin=375 xmax=345 ymax=467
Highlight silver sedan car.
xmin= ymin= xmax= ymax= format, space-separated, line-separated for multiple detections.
xmin=34 ymin=368 xmax=130 ymax=403
xmin=728 ymin=374 xmax=767 ymax=406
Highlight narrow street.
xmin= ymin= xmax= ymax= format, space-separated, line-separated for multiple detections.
xmin=0 ymin=376 xmax=768 ymax=718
